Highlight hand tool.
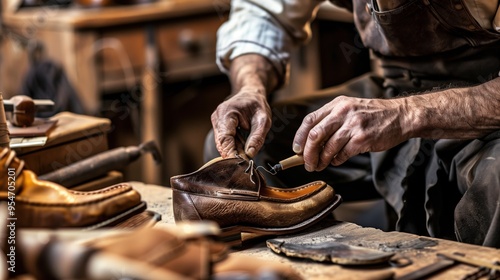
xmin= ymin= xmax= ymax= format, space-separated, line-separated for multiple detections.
xmin=3 ymin=95 xmax=55 ymax=127
xmin=259 ymin=154 xmax=305 ymax=175
xmin=39 ymin=141 xmax=162 ymax=187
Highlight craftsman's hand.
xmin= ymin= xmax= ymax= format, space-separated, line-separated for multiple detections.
xmin=211 ymin=87 xmax=272 ymax=159
xmin=293 ymin=96 xmax=412 ymax=171
xmin=212 ymin=54 xmax=278 ymax=159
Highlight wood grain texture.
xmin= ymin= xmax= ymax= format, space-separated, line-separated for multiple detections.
xmin=133 ymin=182 xmax=500 ymax=280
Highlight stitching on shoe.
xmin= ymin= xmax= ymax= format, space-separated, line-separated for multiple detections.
xmin=15 ymin=189 xmax=137 ymax=206
xmin=266 ymin=182 xmax=324 ymax=193
xmin=172 ymin=188 xmax=204 ymax=220
xmin=236 ymin=154 xmax=259 ymax=185
xmin=69 ymin=184 xmax=130 ymax=195
xmin=185 ymin=191 xmax=203 ymax=221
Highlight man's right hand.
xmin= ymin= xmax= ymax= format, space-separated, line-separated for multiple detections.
xmin=211 ymin=87 xmax=271 ymax=159
xmin=211 ymin=54 xmax=278 ymax=159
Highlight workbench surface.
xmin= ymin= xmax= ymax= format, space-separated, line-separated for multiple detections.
xmin=131 ymin=182 xmax=500 ymax=280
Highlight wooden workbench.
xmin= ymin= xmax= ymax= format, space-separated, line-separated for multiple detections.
xmin=131 ymin=182 xmax=500 ymax=280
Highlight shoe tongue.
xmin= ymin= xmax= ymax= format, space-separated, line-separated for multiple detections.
xmin=203 ymin=157 xmax=264 ymax=197
xmin=171 ymin=157 xmax=266 ymax=198
xmin=229 ymin=158 xmax=264 ymax=194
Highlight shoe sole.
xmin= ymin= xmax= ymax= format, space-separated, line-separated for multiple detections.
xmin=218 ymin=194 xmax=342 ymax=247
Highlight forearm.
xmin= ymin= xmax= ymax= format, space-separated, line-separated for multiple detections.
xmin=229 ymin=54 xmax=279 ymax=95
xmin=212 ymin=54 xmax=277 ymax=158
xmin=216 ymin=0 xmax=324 ymax=87
xmin=405 ymin=77 xmax=500 ymax=139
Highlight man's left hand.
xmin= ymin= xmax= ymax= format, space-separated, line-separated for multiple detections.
xmin=292 ymin=96 xmax=412 ymax=172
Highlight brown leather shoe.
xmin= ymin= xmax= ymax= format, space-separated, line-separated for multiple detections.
xmin=0 ymin=147 xmax=144 ymax=228
xmin=171 ymin=157 xmax=342 ymax=245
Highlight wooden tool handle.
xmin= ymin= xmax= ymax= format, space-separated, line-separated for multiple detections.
xmin=10 ymin=95 xmax=35 ymax=127
xmin=279 ymin=154 xmax=305 ymax=170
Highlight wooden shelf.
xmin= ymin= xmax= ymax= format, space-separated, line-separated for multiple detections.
xmin=3 ymin=0 xmax=228 ymax=29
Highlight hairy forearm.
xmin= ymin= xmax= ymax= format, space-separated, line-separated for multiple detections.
xmin=404 ymin=77 xmax=500 ymax=139
xmin=229 ymin=54 xmax=279 ymax=95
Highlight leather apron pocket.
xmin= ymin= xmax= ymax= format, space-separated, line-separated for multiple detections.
xmin=354 ymin=0 xmax=500 ymax=57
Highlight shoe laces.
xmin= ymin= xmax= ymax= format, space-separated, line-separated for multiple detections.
xmin=1 ymin=148 xmax=25 ymax=177
xmin=236 ymin=154 xmax=257 ymax=185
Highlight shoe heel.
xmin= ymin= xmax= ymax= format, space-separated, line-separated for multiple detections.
xmin=219 ymin=227 xmax=242 ymax=248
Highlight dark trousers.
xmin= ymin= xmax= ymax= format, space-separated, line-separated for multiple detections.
xmin=204 ymin=73 xmax=500 ymax=248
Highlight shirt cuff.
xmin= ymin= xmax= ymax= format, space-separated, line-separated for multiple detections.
xmin=215 ymin=15 xmax=292 ymax=85
xmin=216 ymin=40 xmax=288 ymax=81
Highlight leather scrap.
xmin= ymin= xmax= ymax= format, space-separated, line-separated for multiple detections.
xmin=267 ymin=239 xmax=395 ymax=265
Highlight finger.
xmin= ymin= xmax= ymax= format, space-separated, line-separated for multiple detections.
xmin=235 ymin=138 xmax=248 ymax=159
xmin=302 ymin=116 xmax=342 ymax=172
xmin=330 ymin=139 xmax=363 ymax=166
xmin=293 ymin=111 xmax=324 ymax=154
xmin=316 ymin=128 xmax=350 ymax=171
xmin=232 ymin=129 xmax=249 ymax=159
xmin=212 ymin=112 xmax=239 ymax=158
xmin=245 ymin=111 xmax=271 ymax=158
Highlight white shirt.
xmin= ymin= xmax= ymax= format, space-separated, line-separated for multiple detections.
xmin=216 ymin=0 xmax=500 ymax=81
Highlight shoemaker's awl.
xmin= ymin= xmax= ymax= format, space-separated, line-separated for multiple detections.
xmin=271 ymin=154 xmax=305 ymax=173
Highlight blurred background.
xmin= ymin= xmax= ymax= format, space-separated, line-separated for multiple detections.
xmin=1 ymin=0 xmax=385 ymax=229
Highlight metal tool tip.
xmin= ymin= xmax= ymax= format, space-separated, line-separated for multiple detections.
xmin=256 ymin=163 xmax=278 ymax=175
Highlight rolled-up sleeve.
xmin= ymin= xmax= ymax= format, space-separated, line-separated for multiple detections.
xmin=216 ymin=0 xmax=324 ymax=84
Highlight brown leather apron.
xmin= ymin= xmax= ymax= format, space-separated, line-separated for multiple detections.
xmin=328 ymin=0 xmax=500 ymax=246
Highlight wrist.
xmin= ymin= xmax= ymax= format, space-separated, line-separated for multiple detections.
xmin=230 ymin=54 xmax=278 ymax=94
xmin=238 ymin=74 xmax=268 ymax=95
xmin=399 ymin=95 xmax=426 ymax=139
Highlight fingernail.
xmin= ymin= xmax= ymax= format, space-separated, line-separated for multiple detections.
xmin=293 ymin=143 xmax=302 ymax=153
xmin=305 ymin=164 xmax=312 ymax=172
xmin=246 ymin=147 xmax=256 ymax=158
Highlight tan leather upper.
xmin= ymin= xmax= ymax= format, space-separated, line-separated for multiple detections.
xmin=16 ymin=172 xmax=142 ymax=228
xmin=1 ymin=147 xmax=142 ymax=228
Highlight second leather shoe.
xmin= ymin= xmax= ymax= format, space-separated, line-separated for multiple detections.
xmin=18 ymin=222 xmax=302 ymax=280
xmin=171 ymin=157 xmax=342 ymax=245
xmin=0 ymin=147 xmax=144 ymax=229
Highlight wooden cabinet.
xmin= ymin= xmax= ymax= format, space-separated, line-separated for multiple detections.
xmin=2 ymin=0 xmax=229 ymax=184
xmin=96 ymin=13 xmax=223 ymax=92
xmin=2 ymin=0 xmax=228 ymax=113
